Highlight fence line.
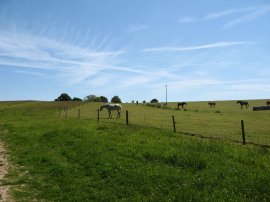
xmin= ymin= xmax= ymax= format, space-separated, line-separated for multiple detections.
xmin=75 ymin=115 xmax=270 ymax=148
xmin=59 ymin=107 xmax=270 ymax=147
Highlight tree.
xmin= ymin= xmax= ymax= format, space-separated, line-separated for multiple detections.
xmin=150 ymin=98 xmax=158 ymax=103
xmin=111 ymin=96 xmax=122 ymax=103
xmin=72 ymin=97 xmax=82 ymax=101
xmin=55 ymin=93 xmax=72 ymax=101
xmin=84 ymin=95 xmax=96 ymax=102
xmin=99 ymin=96 xmax=108 ymax=103
xmin=84 ymin=95 xmax=108 ymax=102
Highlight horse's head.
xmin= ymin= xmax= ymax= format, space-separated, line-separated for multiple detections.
xmin=100 ymin=105 xmax=104 ymax=111
xmin=236 ymin=101 xmax=241 ymax=104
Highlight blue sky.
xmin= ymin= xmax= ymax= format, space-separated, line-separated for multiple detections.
xmin=0 ymin=0 xmax=270 ymax=102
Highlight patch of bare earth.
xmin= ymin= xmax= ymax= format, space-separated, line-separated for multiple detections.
xmin=0 ymin=141 xmax=13 ymax=202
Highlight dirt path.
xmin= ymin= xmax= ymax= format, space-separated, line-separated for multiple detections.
xmin=0 ymin=141 xmax=12 ymax=202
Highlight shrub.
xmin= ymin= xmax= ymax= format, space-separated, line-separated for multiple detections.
xmin=150 ymin=98 xmax=158 ymax=103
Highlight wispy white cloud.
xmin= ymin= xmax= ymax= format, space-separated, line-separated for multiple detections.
xmin=143 ymin=41 xmax=252 ymax=52
xmin=203 ymin=7 xmax=256 ymax=21
xmin=223 ymin=5 xmax=270 ymax=29
xmin=125 ymin=24 xmax=148 ymax=32
xmin=179 ymin=4 xmax=270 ymax=29
xmin=0 ymin=31 xmax=126 ymax=84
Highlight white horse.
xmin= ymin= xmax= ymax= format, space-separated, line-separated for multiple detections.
xmin=100 ymin=104 xmax=122 ymax=119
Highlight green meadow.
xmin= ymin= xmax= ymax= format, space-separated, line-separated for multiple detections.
xmin=66 ymin=99 xmax=270 ymax=145
xmin=1 ymin=101 xmax=270 ymax=201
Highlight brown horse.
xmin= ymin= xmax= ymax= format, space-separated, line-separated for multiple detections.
xmin=177 ymin=102 xmax=187 ymax=109
xmin=208 ymin=102 xmax=216 ymax=108
xmin=236 ymin=101 xmax=249 ymax=109
xmin=266 ymin=101 xmax=270 ymax=106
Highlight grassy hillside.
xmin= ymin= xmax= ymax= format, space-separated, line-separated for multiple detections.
xmin=0 ymin=101 xmax=270 ymax=201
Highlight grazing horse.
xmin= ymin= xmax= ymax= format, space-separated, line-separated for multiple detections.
xmin=177 ymin=102 xmax=187 ymax=109
xmin=208 ymin=102 xmax=216 ymax=108
xmin=236 ymin=101 xmax=249 ymax=109
xmin=100 ymin=104 xmax=122 ymax=118
xmin=266 ymin=101 xmax=270 ymax=106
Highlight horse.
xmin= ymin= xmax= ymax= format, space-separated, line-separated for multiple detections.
xmin=100 ymin=104 xmax=122 ymax=119
xmin=236 ymin=101 xmax=249 ymax=109
xmin=208 ymin=102 xmax=216 ymax=108
xmin=266 ymin=101 xmax=270 ymax=106
xmin=177 ymin=102 xmax=187 ymax=109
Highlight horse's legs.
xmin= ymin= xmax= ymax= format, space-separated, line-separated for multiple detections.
xmin=108 ymin=109 xmax=112 ymax=118
xmin=116 ymin=110 xmax=120 ymax=119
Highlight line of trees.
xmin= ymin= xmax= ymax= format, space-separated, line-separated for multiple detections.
xmin=54 ymin=93 xmax=121 ymax=103
xmin=55 ymin=93 xmax=158 ymax=104
xmin=54 ymin=93 xmax=82 ymax=101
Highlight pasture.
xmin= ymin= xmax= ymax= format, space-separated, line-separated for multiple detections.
xmin=1 ymin=101 xmax=270 ymax=201
xmin=64 ymin=99 xmax=270 ymax=146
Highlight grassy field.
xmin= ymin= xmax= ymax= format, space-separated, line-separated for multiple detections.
xmin=1 ymin=101 xmax=270 ymax=201
xmin=65 ymin=99 xmax=270 ymax=146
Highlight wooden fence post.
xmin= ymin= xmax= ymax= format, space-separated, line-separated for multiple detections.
xmin=126 ymin=110 xmax=129 ymax=125
xmin=97 ymin=109 xmax=100 ymax=122
xmin=78 ymin=109 xmax=80 ymax=119
xmin=241 ymin=120 xmax=246 ymax=145
xmin=172 ymin=115 xmax=176 ymax=133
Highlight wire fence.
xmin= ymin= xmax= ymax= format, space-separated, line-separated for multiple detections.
xmin=58 ymin=104 xmax=270 ymax=147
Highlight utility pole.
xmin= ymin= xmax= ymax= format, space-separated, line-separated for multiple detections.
xmin=165 ymin=84 xmax=167 ymax=106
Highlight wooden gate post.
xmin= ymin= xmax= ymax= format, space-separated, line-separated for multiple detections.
xmin=126 ymin=110 xmax=129 ymax=125
xmin=97 ymin=109 xmax=100 ymax=122
xmin=172 ymin=115 xmax=176 ymax=133
xmin=241 ymin=120 xmax=246 ymax=145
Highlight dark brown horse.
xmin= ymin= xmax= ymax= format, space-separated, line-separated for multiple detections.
xmin=266 ymin=101 xmax=270 ymax=106
xmin=236 ymin=101 xmax=249 ymax=109
xmin=208 ymin=102 xmax=216 ymax=108
xmin=177 ymin=102 xmax=187 ymax=109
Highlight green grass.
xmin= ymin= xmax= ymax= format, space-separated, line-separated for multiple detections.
xmin=1 ymin=101 xmax=270 ymax=201
xmin=65 ymin=99 xmax=270 ymax=145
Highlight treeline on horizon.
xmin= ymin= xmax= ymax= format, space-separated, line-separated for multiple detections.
xmin=54 ymin=93 xmax=121 ymax=103
xmin=54 ymin=93 xmax=159 ymax=104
